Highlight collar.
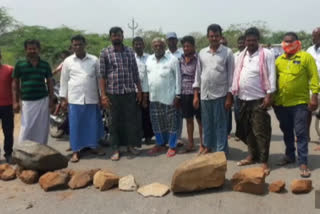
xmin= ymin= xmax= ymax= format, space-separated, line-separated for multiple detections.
xmin=110 ymin=44 xmax=126 ymax=52
xmin=151 ymin=53 xmax=170 ymax=61
xmin=72 ymin=53 xmax=89 ymax=60
xmin=181 ymin=53 xmax=197 ymax=63
xmin=206 ymin=45 xmax=223 ymax=53
xmin=135 ymin=52 xmax=148 ymax=58
xmin=280 ymin=50 xmax=302 ymax=60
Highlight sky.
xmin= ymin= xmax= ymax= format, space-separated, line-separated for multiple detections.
xmin=2 ymin=0 xmax=320 ymax=37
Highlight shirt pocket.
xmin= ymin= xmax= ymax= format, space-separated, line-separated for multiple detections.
xmin=159 ymin=65 xmax=172 ymax=78
xmin=213 ymin=55 xmax=226 ymax=73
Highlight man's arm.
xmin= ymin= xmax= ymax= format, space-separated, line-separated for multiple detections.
xmin=192 ymin=56 xmax=202 ymax=109
xmin=99 ymin=49 xmax=112 ymax=109
xmin=47 ymin=77 xmax=54 ymax=111
xmin=12 ymin=78 xmax=20 ymax=113
xmin=307 ymin=54 xmax=319 ymax=111
xmin=225 ymin=50 xmax=235 ymax=110
xmin=261 ymin=50 xmax=276 ymax=109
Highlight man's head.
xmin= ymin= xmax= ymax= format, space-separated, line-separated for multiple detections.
xmin=220 ymin=36 xmax=228 ymax=46
xmin=60 ymin=50 xmax=71 ymax=60
xmin=166 ymin=32 xmax=178 ymax=51
xmin=109 ymin=27 xmax=124 ymax=46
xmin=283 ymin=32 xmax=298 ymax=44
xmin=152 ymin=38 xmax=166 ymax=58
xmin=237 ymin=35 xmax=246 ymax=52
xmin=181 ymin=36 xmax=195 ymax=56
xmin=24 ymin=39 xmax=41 ymax=59
xmin=207 ymin=24 xmax=222 ymax=48
xmin=71 ymin=35 xmax=86 ymax=57
xmin=244 ymin=27 xmax=260 ymax=53
xmin=282 ymin=32 xmax=301 ymax=55
xmin=312 ymin=27 xmax=320 ymax=47
xmin=132 ymin=36 xmax=145 ymax=56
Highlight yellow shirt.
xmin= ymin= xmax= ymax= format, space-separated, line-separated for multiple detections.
xmin=274 ymin=51 xmax=319 ymax=107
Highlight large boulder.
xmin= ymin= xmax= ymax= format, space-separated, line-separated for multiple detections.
xmin=171 ymin=152 xmax=227 ymax=193
xmin=93 ymin=170 xmax=119 ymax=191
xmin=231 ymin=167 xmax=266 ymax=195
xmin=39 ymin=171 xmax=69 ymax=191
xmin=68 ymin=169 xmax=100 ymax=190
xmin=12 ymin=141 xmax=68 ymax=171
xmin=291 ymin=179 xmax=312 ymax=194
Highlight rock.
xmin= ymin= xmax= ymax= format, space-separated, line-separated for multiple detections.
xmin=1 ymin=166 xmax=17 ymax=181
xmin=15 ymin=165 xmax=24 ymax=178
xmin=19 ymin=170 xmax=39 ymax=184
xmin=12 ymin=141 xmax=68 ymax=171
xmin=119 ymin=175 xmax=138 ymax=191
xmin=137 ymin=183 xmax=170 ymax=197
xmin=269 ymin=180 xmax=286 ymax=193
xmin=93 ymin=170 xmax=119 ymax=191
xmin=291 ymin=179 xmax=312 ymax=194
xmin=68 ymin=169 xmax=100 ymax=190
xmin=0 ymin=164 xmax=10 ymax=176
xmin=39 ymin=172 xmax=69 ymax=191
xmin=171 ymin=152 xmax=227 ymax=193
xmin=231 ymin=167 xmax=266 ymax=195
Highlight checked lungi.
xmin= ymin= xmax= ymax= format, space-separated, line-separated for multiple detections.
xmin=149 ymin=102 xmax=177 ymax=148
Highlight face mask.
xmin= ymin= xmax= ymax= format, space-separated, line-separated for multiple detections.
xmin=282 ymin=40 xmax=301 ymax=55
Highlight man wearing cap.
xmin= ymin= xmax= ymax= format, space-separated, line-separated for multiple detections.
xmin=166 ymin=32 xmax=184 ymax=147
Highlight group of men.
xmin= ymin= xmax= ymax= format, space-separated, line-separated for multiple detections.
xmin=1 ymin=24 xmax=320 ymax=178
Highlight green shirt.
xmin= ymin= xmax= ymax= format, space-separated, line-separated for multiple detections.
xmin=274 ymin=51 xmax=319 ymax=107
xmin=12 ymin=58 xmax=52 ymax=101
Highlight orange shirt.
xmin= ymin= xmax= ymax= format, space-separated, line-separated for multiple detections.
xmin=0 ymin=64 xmax=14 ymax=106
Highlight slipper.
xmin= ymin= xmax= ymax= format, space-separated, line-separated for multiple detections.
xmin=237 ymin=159 xmax=254 ymax=166
xmin=111 ymin=152 xmax=120 ymax=161
xmin=167 ymin=148 xmax=176 ymax=157
xmin=148 ymin=146 xmax=166 ymax=155
xmin=300 ymin=168 xmax=311 ymax=178
xmin=70 ymin=153 xmax=80 ymax=163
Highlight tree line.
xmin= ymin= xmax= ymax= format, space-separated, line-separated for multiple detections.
xmin=0 ymin=7 xmax=313 ymax=68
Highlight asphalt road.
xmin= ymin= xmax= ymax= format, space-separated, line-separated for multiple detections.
xmin=0 ymin=111 xmax=320 ymax=214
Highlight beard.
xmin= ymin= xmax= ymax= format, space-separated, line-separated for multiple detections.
xmin=112 ymin=40 xmax=122 ymax=46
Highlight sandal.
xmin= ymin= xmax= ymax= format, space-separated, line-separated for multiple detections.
xmin=111 ymin=152 xmax=120 ymax=161
xmin=148 ymin=146 xmax=166 ymax=155
xmin=237 ymin=159 xmax=255 ymax=166
xmin=70 ymin=152 xmax=80 ymax=163
xmin=300 ymin=168 xmax=311 ymax=178
xmin=167 ymin=148 xmax=176 ymax=157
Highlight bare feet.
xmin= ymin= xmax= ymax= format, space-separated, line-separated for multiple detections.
xmin=70 ymin=152 xmax=80 ymax=163
xmin=261 ymin=163 xmax=270 ymax=175
xmin=314 ymin=146 xmax=320 ymax=151
xmin=111 ymin=151 xmax=120 ymax=161
xmin=237 ymin=155 xmax=254 ymax=166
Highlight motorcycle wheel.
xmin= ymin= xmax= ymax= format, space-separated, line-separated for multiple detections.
xmin=50 ymin=126 xmax=65 ymax=138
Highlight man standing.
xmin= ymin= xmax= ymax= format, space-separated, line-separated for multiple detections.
xmin=60 ymin=35 xmax=104 ymax=162
xmin=166 ymin=32 xmax=184 ymax=146
xmin=178 ymin=36 xmax=203 ymax=154
xmin=12 ymin=40 xmax=54 ymax=145
xmin=274 ymin=32 xmax=319 ymax=178
xmin=99 ymin=27 xmax=142 ymax=161
xmin=307 ymin=27 xmax=320 ymax=146
xmin=0 ymin=50 xmax=14 ymax=163
xmin=133 ymin=36 xmax=154 ymax=144
xmin=232 ymin=27 xmax=276 ymax=173
xmin=193 ymin=24 xmax=234 ymax=154
xmin=145 ymin=38 xmax=181 ymax=157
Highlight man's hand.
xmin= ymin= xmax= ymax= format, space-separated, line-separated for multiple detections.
xmin=49 ymin=97 xmax=55 ymax=114
xmin=225 ymin=93 xmax=233 ymax=111
xmin=100 ymin=95 xmax=111 ymax=109
xmin=193 ymin=95 xmax=200 ymax=110
xmin=13 ymin=102 xmax=20 ymax=113
xmin=136 ymin=91 xmax=142 ymax=105
xmin=61 ymin=98 xmax=68 ymax=111
xmin=260 ymin=94 xmax=272 ymax=109
xmin=308 ymin=94 xmax=318 ymax=112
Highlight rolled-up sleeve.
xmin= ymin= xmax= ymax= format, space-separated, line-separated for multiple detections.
xmin=226 ymin=50 xmax=235 ymax=92
xmin=59 ymin=61 xmax=69 ymax=98
xmin=99 ymin=49 xmax=107 ymax=78
xmin=266 ymin=51 xmax=276 ymax=94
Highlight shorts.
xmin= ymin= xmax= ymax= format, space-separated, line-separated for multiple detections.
xmin=181 ymin=94 xmax=201 ymax=120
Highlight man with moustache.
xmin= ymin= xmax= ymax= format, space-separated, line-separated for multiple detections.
xmin=99 ymin=27 xmax=142 ymax=161
xmin=12 ymin=39 xmax=54 ymax=145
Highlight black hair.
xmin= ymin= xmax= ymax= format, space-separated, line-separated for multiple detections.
xmin=237 ymin=35 xmax=245 ymax=42
xmin=207 ymin=24 xmax=222 ymax=36
xmin=24 ymin=39 xmax=41 ymax=49
xmin=71 ymin=34 xmax=86 ymax=43
xmin=61 ymin=50 xmax=71 ymax=57
xmin=132 ymin=36 xmax=144 ymax=45
xmin=284 ymin=32 xmax=299 ymax=40
xmin=181 ymin=36 xmax=195 ymax=46
xmin=244 ymin=27 xmax=260 ymax=40
xmin=109 ymin=27 xmax=123 ymax=36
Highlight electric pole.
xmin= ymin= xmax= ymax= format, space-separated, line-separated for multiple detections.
xmin=128 ymin=18 xmax=138 ymax=38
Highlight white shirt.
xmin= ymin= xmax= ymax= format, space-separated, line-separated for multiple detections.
xmin=135 ymin=53 xmax=149 ymax=92
xmin=307 ymin=45 xmax=320 ymax=77
xmin=166 ymin=48 xmax=183 ymax=59
xmin=145 ymin=53 xmax=181 ymax=105
xmin=238 ymin=48 xmax=276 ymax=101
xmin=60 ymin=53 xmax=100 ymax=104
xmin=193 ymin=45 xmax=235 ymax=100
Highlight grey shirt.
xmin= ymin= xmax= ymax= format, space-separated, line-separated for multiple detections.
xmin=193 ymin=45 xmax=235 ymax=100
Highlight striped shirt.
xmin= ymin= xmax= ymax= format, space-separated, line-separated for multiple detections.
xmin=12 ymin=59 xmax=52 ymax=101
xmin=180 ymin=53 xmax=199 ymax=95
xmin=99 ymin=45 xmax=140 ymax=95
